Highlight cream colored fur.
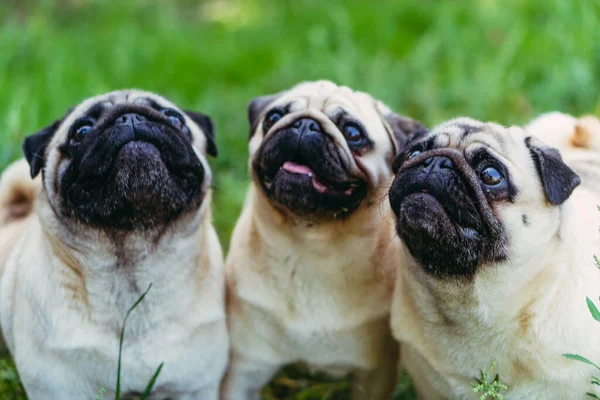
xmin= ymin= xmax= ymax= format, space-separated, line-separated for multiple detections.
xmin=223 ymin=81 xmax=401 ymax=400
xmin=0 ymin=90 xmax=228 ymax=400
xmin=392 ymin=117 xmax=600 ymax=399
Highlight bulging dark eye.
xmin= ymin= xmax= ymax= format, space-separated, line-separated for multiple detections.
xmin=163 ymin=109 xmax=185 ymax=129
xmin=342 ymin=122 xmax=365 ymax=146
xmin=407 ymin=150 xmax=422 ymax=159
xmin=76 ymin=125 xmax=91 ymax=137
xmin=263 ymin=110 xmax=284 ymax=133
xmin=480 ymin=166 xmax=504 ymax=186
xmin=70 ymin=123 xmax=93 ymax=144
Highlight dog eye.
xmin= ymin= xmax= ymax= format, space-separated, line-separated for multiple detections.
xmin=408 ymin=150 xmax=422 ymax=160
xmin=263 ymin=110 xmax=284 ymax=133
xmin=70 ymin=123 xmax=93 ymax=144
xmin=163 ymin=109 xmax=185 ymax=129
xmin=76 ymin=125 xmax=91 ymax=137
xmin=480 ymin=166 xmax=504 ymax=186
xmin=342 ymin=123 xmax=365 ymax=146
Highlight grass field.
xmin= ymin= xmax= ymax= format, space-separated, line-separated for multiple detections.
xmin=0 ymin=0 xmax=599 ymax=398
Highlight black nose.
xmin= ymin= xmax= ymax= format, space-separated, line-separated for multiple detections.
xmin=292 ymin=118 xmax=322 ymax=134
xmin=421 ymin=156 xmax=454 ymax=173
xmin=116 ymin=113 xmax=146 ymax=126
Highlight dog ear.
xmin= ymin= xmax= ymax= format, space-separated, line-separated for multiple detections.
xmin=525 ymin=136 xmax=581 ymax=205
xmin=384 ymin=112 xmax=428 ymax=154
xmin=248 ymin=93 xmax=284 ymax=138
xmin=184 ymin=110 xmax=217 ymax=157
xmin=22 ymin=120 xmax=61 ymax=179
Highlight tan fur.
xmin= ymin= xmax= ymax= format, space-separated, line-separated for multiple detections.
xmin=527 ymin=112 xmax=600 ymax=193
xmin=223 ymin=81 xmax=402 ymax=400
xmin=572 ymin=115 xmax=600 ymax=149
xmin=526 ymin=112 xmax=600 ymax=152
xmin=0 ymin=159 xmax=40 ymax=266
xmin=0 ymin=90 xmax=228 ymax=400
xmin=392 ymin=117 xmax=600 ymax=399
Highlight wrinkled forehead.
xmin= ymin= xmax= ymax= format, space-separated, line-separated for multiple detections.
xmin=274 ymin=81 xmax=380 ymax=122
xmin=424 ymin=118 xmax=527 ymax=161
xmin=69 ymin=89 xmax=178 ymax=119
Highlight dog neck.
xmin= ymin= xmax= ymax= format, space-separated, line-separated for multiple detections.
xmin=248 ymin=184 xmax=397 ymax=281
xmin=36 ymin=191 xmax=216 ymax=329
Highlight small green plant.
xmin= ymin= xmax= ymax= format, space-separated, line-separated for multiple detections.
xmin=0 ymin=358 xmax=26 ymax=399
xmin=112 ymin=283 xmax=164 ymax=400
xmin=562 ymin=295 xmax=600 ymax=399
xmin=472 ymin=361 xmax=509 ymax=400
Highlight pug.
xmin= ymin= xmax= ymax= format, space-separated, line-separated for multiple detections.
xmin=0 ymin=90 xmax=228 ymax=400
xmin=222 ymin=80 xmax=426 ymax=400
xmin=388 ymin=117 xmax=600 ymax=399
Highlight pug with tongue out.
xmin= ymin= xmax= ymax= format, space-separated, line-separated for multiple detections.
xmin=222 ymin=80 xmax=426 ymax=400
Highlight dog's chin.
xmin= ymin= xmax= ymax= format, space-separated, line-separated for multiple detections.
xmin=392 ymin=191 xmax=486 ymax=278
xmin=257 ymin=162 xmax=368 ymax=220
xmin=63 ymin=140 xmax=205 ymax=231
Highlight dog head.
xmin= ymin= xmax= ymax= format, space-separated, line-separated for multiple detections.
xmin=248 ymin=80 xmax=426 ymax=220
xmin=389 ymin=118 xmax=580 ymax=278
xmin=22 ymin=89 xmax=217 ymax=231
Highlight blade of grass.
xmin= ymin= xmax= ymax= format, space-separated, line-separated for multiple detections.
xmin=115 ymin=283 xmax=153 ymax=400
xmin=141 ymin=362 xmax=164 ymax=400
xmin=587 ymin=297 xmax=600 ymax=322
xmin=563 ymin=354 xmax=600 ymax=371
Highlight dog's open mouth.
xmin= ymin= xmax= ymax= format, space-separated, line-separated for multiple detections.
xmin=253 ymin=129 xmax=369 ymax=217
xmin=267 ymin=161 xmax=360 ymax=196
xmin=255 ymin=158 xmax=368 ymax=218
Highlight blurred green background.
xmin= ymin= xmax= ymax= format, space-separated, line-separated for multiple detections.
xmin=0 ymin=0 xmax=599 ymax=398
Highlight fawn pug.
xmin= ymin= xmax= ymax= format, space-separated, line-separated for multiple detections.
xmin=0 ymin=90 xmax=227 ymax=399
xmin=389 ymin=117 xmax=600 ymax=399
xmin=223 ymin=80 xmax=425 ymax=400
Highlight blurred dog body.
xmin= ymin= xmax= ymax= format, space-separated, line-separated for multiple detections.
xmin=0 ymin=90 xmax=228 ymax=399
xmin=527 ymin=112 xmax=600 ymax=193
xmin=389 ymin=117 xmax=600 ymax=399
xmin=0 ymin=159 xmax=39 ymax=269
xmin=223 ymin=80 xmax=426 ymax=400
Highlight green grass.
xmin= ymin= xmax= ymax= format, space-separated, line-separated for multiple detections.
xmin=0 ymin=0 xmax=599 ymax=398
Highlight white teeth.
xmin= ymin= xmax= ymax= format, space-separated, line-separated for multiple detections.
xmin=308 ymin=173 xmax=313 ymax=177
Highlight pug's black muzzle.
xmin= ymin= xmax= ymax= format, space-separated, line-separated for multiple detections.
xmin=389 ymin=148 xmax=506 ymax=278
xmin=390 ymin=155 xmax=482 ymax=231
xmin=254 ymin=117 xmax=367 ymax=218
xmin=60 ymin=106 xmax=205 ymax=230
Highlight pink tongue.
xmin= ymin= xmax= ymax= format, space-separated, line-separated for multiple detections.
xmin=282 ymin=162 xmax=329 ymax=193
xmin=282 ymin=162 xmax=314 ymax=176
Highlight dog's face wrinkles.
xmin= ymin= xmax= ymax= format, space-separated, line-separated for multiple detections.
xmin=22 ymin=89 xmax=217 ymax=231
xmin=389 ymin=117 xmax=580 ymax=278
xmin=247 ymin=80 xmax=426 ymax=220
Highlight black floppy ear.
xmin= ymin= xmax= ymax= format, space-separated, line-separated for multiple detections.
xmin=525 ymin=136 xmax=581 ymax=205
xmin=184 ymin=110 xmax=217 ymax=157
xmin=384 ymin=113 xmax=428 ymax=154
xmin=22 ymin=120 xmax=61 ymax=179
xmin=248 ymin=93 xmax=283 ymax=138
